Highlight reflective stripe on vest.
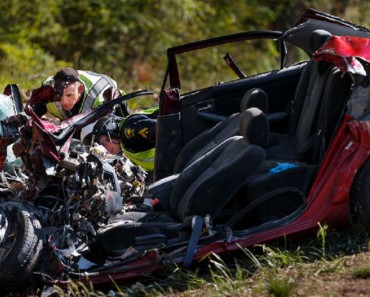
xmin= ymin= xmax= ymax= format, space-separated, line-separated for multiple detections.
xmin=118 ymin=107 xmax=158 ymax=171
xmin=80 ymin=71 xmax=117 ymax=113
xmin=121 ymin=146 xmax=155 ymax=171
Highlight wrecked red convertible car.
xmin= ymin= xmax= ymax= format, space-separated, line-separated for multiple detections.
xmin=1 ymin=7 xmax=370 ymax=293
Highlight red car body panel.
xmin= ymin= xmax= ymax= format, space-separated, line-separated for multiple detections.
xmin=315 ymin=35 xmax=370 ymax=75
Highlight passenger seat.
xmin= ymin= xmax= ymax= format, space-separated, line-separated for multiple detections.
xmin=173 ymin=88 xmax=268 ymax=173
xmin=265 ymin=29 xmax=349 ymax=163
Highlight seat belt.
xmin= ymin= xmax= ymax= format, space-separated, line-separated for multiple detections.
xmin=183 ymin=216 xmax=204 ymax=268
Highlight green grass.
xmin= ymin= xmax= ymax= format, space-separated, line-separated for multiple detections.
xmin=51 ymin=223 xmax=370 ymax=296
xmin=266 ymin=275 xmax=295 ymax=297
xmin=352 ymin=267 xmax=370 ymax=279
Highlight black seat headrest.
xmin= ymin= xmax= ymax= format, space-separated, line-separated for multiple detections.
xmin=240 ymin=88 xmax=268 ymax=114
xmin=239 ymin=107 xmax=269 ymax=147
xmin=309 ymin=29 xmax=332 ymax=53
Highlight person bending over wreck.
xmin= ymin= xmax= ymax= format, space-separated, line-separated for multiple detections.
xmin=85 ymin=107 xmax=158 ymax=171
xmin=28 ymin=67 xmax=127 ymax=120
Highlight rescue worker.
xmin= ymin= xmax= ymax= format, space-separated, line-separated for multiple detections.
xmin=28 ymin=67 xmax=126 ymax=120
xmin=90 ymin=107 xmax=158 ymax=171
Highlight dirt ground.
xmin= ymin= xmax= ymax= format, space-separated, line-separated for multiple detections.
xmin=291 ymin=252 xmax=370 ymax=297
xmin=163 ymin=249 xmax=370 ymax=297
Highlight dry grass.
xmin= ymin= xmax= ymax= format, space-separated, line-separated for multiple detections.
xmin=47 ymin=223 xmax=370 ymax=297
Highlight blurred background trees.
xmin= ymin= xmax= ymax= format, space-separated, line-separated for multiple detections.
xmin=0 ymin=0 xmax=369 ymax=102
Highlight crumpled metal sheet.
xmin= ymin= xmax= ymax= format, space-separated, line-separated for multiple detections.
xmin=314 ymin=35 xmax=370 ymax=76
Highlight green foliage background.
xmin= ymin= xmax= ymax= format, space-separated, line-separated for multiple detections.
xmin=0 ymin=0 xmax=369 ymax=101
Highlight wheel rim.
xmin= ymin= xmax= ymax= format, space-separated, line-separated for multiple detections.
xmin=0 ymin=208 xmax=17 ymax=260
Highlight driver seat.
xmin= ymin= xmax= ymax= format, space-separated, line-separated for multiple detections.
xmin=95 ymin=107 xmax=268 ymax=255
xmin=173 ymin=88 xmax=268 ymax=173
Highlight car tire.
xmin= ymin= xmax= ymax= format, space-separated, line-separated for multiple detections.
xmin=0 ymin=202 xmax=43 ymax=293
xmin=350 ymin=158 xmax=370 ymax=230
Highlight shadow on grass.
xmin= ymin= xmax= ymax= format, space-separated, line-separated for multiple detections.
xmin=114 ymin=223 xmax=370 ymax=296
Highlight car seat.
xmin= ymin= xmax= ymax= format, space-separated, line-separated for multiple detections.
xmin=95 ymin=107 xmax=268 ymax=256
xmin=226 ymin=31 xmax=353 ymax=228
xmin=266 ymin=29 xmax=352 ymax=164
xmin=173 ymin=88 xmax=268 ymax=173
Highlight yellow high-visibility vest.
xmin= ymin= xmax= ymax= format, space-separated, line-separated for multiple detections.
xmin=44 ymin=70 xmax=124 ymax=120
xmin=119 ymin=107 xmax=158 ymax=171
